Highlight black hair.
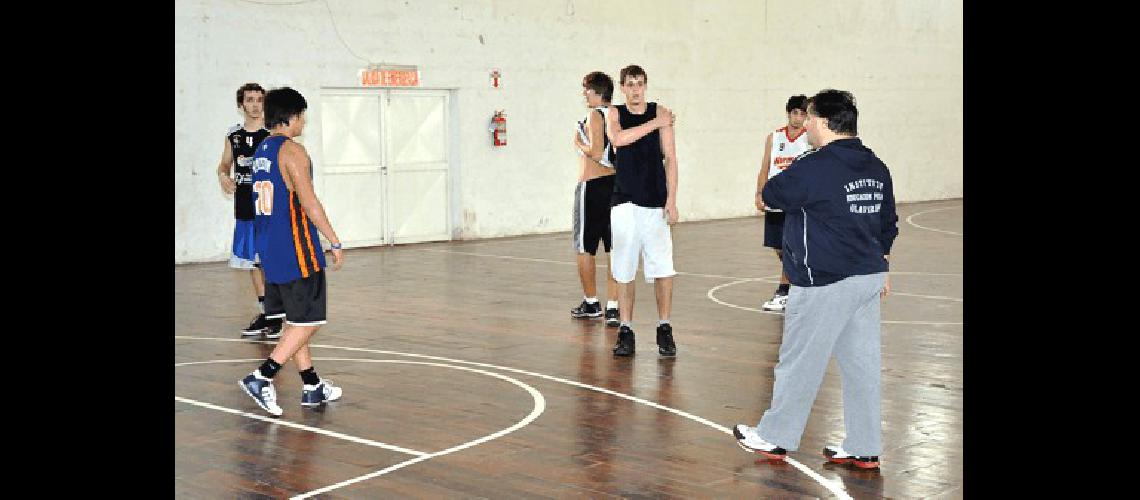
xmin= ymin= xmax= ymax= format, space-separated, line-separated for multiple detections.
xmin=807 ymin=89 xmax=857 ymax=135
xmin=785 ymin=94 xmax=807 ymax=113
xmin=583 ymin=71 xmax=614 ymax=102
xmin=264 ymin=87 xmax=308 ymax=129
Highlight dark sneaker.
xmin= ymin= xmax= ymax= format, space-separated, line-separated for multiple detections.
xmin=604 ymin=308 xmax=620 ymax=327
xmin=571 ymin=300 xmax=603 ymax=319
xmin=301 ymin=379 xmax=344 ymax=407
xmin=823 ymin=445 xmax=880 ymax=469
xmin=263 ymin=316 xmax=283 ymax=340
xmin=242 ymin=314 xmax=269 ymax=336
xmin=239 ymin=372 xmax=283 ymax=417
xmin=613 ymin=326 xmax=635 ymax=356
xmin=656 ymin=323 xmax=677 ymax=357
xmin=733 ymin=424 xmax=787 ymax=460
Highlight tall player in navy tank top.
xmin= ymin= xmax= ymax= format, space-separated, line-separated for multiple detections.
xmin=239 ymin=87 xmax=347 ymax=417
xmin=604 ymin=65 xmax=680 ymax=358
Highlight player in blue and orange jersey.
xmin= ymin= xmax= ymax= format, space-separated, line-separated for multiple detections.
xmin=238 ymin=87 xmax=346 ymax=417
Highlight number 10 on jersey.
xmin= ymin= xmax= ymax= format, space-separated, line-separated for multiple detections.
xmin=253 ymin=181 xmax=274 ymax=215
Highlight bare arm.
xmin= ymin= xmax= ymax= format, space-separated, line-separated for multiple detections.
xmin=216 ymin=139 xmax=236 ymax=194
xmin=755 ymin=134 xmax=773 ymax=211
xmin=659 ymin=106 xmax=679 ymax=225
xmin=606 ymin=105 xmax=672 ymax=148
xmin=280 ymin=141 xmax=344 ymax=270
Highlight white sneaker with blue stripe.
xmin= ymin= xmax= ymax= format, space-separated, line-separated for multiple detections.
xmin=301 ymin=379 xmax=343 ymax=407
xmin=239 ymin=372 xmax=283 ymax=417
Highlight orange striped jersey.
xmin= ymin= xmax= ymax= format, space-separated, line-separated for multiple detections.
xmin=251 ymin=135 xmax=325 ymax=284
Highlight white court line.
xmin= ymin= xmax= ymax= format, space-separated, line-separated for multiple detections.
xmin=443 ymin=233 xmax=566 ymax=247
xmin=732 ymin=277 xmax=961 ymax=303
xmin=174 ymin=395 xmax=427 ymax=456
xmin=706 ymin=280 xmax=963 ymax=326
xmin=292 ymin=358 xmax=546 ymax=499
xmin=175 ymin=336 xmax=852 ymax=500
xmin=885 ymin=291 xmax=962 ymax=302
xmin=905 ymin=205 xmax=962 ymax=236
xmin=423 ymin=248 xmax=960 ymax=281
xmin=175 ymin=356 xmax=545 ymax=499
xmin=422 ymin=248 xmax=579 ymax=267
xmin=708 ymin=279 xmax=785 ymax=317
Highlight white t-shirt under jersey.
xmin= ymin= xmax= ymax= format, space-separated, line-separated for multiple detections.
xmin=765 ymin=126 xmax=810 ymax=212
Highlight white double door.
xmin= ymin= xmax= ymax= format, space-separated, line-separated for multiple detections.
xmin=319 ymin=88 xmax=451 ymax=247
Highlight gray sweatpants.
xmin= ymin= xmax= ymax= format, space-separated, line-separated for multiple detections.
xmin=755 ymin=272 xmax=886 ymax=456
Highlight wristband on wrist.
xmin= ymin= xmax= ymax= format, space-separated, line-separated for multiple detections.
xmin=330 ymin=243 xmax=342 ymax=250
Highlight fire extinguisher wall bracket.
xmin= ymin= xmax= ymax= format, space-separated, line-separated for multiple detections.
xmin=491 ymin=111 xmax=507 ymax=147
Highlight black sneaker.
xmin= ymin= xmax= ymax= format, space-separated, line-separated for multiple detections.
xmin=242 ymin=314 xmax=269 ymax=336
xmin=571 ymin=300 xmax=603 ymax=319
xmin=823 ymin=445 xmax=880 ymax=469
xmin=604 ymin=307 xmax=620 ymax=327
xmin=656 ymin=323 xmax=676 ymax=357
xmin=263 ymin=316 xmax=283 ymax=340
xmin=613 ymin=326 xmax=635 ymax=356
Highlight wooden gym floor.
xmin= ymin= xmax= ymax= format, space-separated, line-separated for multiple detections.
xmin=175 ymin=199 xmax=962 ymax=499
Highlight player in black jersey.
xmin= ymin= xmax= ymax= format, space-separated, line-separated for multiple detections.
xmin=215 ymin=83 xmax=280 ymax=338
xmin=605 ymin=65 xmax=679 ymax=357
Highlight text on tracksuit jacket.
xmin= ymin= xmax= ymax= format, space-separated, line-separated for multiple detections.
xmin=761 ymin=137 xmax=899 ymax=287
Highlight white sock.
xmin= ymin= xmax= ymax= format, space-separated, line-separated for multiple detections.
xmin=658 ymin=320 xmax=670 ymax=326
xmin=584 ymin=297 xmax=599 ymax=304
xmin=606 ymin=300 xmax=618 ymax=309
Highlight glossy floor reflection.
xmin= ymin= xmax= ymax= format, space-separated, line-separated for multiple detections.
xmin=176 ymin=199 xmax=963 ymax=498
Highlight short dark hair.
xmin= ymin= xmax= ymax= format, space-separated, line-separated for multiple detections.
xmin=785 ymin=95 xmax=808 ymax=113
xmin=582 ymin=71 xmax=614 ymax=102
xmin=264 ymin=87 xmax=308 ymax=129
xmin=807 ymin=89 xmax=857 ymax=135
xmin=619 ymin=65 xmax=647 ymax=85
xmin=235 ymin=83 xmax=264 ymax=107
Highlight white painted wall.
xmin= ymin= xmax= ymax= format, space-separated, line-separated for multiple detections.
xmin=175 ymin=0 xmax=962 ymax=263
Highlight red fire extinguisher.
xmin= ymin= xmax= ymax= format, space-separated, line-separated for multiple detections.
xmin=492 ymin=111 xmax=507 ymax=146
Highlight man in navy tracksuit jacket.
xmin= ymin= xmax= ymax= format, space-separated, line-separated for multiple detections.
xmin=733 ymin=90 xmax=898 ymax=469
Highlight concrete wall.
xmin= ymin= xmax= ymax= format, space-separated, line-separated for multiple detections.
xmin=175 ymin=0 xmax=962 ymax=263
